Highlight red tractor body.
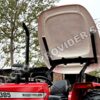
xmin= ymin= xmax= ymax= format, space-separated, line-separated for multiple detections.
xmin=0 ymin=82 xmax=100 ymax=100
xmin=0 ymin=83 xmax=49 ymax=100
xmin=69 ymin=82 xmax=100 ymax=100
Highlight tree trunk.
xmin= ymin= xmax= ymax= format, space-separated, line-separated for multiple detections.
xmin=10 ymin=32 xmax=14 ymax=67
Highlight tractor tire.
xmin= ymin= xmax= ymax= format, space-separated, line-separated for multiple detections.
xmin=83 ymin=89 xmax=100 ymax=100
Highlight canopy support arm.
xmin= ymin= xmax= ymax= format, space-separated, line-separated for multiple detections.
xmin=42 ymin=32 xmax=97 ymax=81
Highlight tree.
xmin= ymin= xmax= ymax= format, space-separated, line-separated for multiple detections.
xmin=0 ymin=0 xmax=59 ymax=68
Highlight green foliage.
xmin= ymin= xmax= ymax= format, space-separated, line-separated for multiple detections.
xmin=0 ymin=0 xmax=59 ymax=68
xmin=89 ymin=70 xmax=100 ymax=78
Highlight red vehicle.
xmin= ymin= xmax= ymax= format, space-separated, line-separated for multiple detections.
xmin=0 ymin=4 xmax=100 ymax=100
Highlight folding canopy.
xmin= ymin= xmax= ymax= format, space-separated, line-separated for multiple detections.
xmin=38 ymin=4 xmax=100 ymax=74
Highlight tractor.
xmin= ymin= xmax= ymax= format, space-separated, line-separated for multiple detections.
xmin=0 ymin=4 xmax=100 ymax=100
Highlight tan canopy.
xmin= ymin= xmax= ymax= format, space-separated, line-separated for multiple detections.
xmin=38 ymin=4 xmax=100 ymax=74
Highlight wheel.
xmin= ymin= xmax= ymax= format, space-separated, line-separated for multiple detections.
xmin=83 ymin=89 xmax=100 ymax=100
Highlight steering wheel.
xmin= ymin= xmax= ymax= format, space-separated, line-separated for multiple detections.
xmin=33 ymin=76 xmax=52 ymax=87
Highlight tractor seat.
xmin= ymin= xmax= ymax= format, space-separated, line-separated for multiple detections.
xmin=50 ymin=80 xmax=70 ymax=97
